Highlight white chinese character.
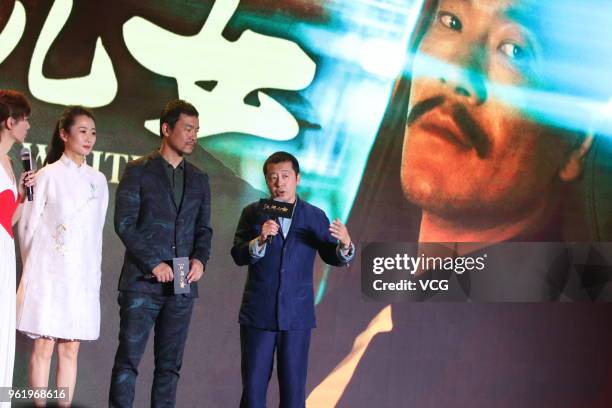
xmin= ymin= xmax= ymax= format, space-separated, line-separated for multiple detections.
xmin=123 ymin=0 xmax=316 ymax=140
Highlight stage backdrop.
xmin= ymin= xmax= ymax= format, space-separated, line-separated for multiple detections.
xmin=2 ymin=0 xmax=612 ymax=407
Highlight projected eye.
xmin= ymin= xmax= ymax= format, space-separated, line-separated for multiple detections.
xmin=439 ymin=12 xmax=462 ymax=32
xmin=498 ymin=41 xmax=528 ymax=61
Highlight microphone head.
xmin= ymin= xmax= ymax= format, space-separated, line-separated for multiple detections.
xmin=20 ymin=147 xmax=31 ymax=161
xmin=20 ymin=147 xmax=34 ymax=172
xmin=258 ymin=198 xmax=295 ymax=219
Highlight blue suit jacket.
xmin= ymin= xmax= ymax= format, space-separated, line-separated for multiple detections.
xmin=114 ymin=151 xmax=213 ymax=297
xmin=231 ymin=198 xmax=348 ymax=330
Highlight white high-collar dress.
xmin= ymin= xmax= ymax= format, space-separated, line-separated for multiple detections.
xmin=17 ymin=155 xmax=108 ymax=341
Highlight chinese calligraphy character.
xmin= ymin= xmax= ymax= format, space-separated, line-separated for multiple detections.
xmin=123 ymin=0 xmax=316 ymax=140
xmin=27 ymin=0 xmax=118 ymax=107
xmin=0 ymin=1 xmax=25 ymax=65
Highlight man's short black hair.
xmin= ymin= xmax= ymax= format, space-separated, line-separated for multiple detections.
xmin=159 ymin=99 xmax=199 ymax=139
xmin=263 ymin=151 xmax=300 ymax=176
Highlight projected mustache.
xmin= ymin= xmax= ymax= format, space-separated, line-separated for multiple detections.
xmin=407 ymin=96 xmax=490 ymax=158
xmin=406 ymin=96 xmax=444 ymax=125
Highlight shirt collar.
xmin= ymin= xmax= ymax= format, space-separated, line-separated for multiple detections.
xmin=60 ymin=153 xmax=86 ymax=170
xmin=156 ymin=150 xmax=185 ymax=170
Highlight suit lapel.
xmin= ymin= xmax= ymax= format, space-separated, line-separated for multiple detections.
xmin=179 ymin=162 xmax=196 ymax=215
xmin=148 ymin=152 xmax=177 ymax=212
xmin=283 ymin=197 xmax=301 ymax=243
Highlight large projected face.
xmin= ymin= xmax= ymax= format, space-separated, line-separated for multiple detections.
xmin=400 ymin=0 xmax=584 ymax=226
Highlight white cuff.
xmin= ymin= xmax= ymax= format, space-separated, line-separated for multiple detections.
xmin=249 ymin=237 xmax=267 ymax=259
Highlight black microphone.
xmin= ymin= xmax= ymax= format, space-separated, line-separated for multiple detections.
xmin=258 ymin=199 xmax=295 ymax=245
xmin=20 ymin=147 xmax=34 ymax=201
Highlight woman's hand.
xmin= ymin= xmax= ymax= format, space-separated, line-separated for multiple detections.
xmin=17 ymin=170 xmax=36 ymax=202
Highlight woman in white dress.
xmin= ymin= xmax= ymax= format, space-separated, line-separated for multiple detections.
xmin=17 ymin=106 xmax=108 ymax=406
xmin=0 ymin=90 xmax=35 ymax=408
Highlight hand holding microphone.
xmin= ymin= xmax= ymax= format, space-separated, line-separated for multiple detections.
xmin=259 ymin=219 xmax=279 ymax=246
xmin=256 ymin=198 xmax=294 ymax=246
xmin=19 ymin=147 xmax=36 ymax=202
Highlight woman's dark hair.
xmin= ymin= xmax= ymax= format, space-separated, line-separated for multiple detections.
xmin=45 ymin=106 xmax=95 ymax=166
xmin=0 ymin=89 xmax=31 ymax=133
xmin=0 ymin=102 xmax=8 ymax=125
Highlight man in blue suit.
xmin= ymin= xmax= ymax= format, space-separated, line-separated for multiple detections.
xmin=231 ymin=151 xmax=354 ymax=408
xmin=109 ymin=100 xmax=213 ymax=407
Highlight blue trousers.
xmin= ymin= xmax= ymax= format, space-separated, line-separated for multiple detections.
xmin=240 ymin=326 xmax=311 ymax=408
xmin=109 ymin=291 xmax=194 ymax=408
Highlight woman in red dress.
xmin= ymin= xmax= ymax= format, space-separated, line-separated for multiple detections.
xmin=0 ymin=90 xmax=35 ymax=407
